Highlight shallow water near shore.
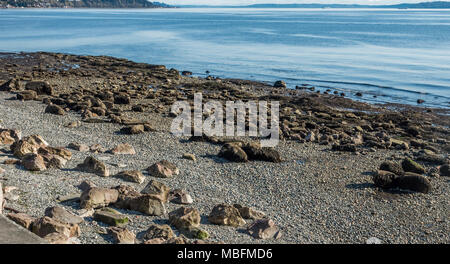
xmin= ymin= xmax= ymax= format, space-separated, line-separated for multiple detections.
xmin=0 ymin=8 xmax=449 ymax=108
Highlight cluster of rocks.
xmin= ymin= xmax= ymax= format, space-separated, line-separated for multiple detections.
xmin=1 ymin=129 xmax=72 ymax=171
xmin=373 ymin=155 xmax=449 ymax=193
xmin=218 ymin=142 xmax=282 ymax=163
xmin=74 ymin=159 xmax=281 ymax=243
xmin=7 ymin=206 xmax=82 ymax=244
xmin=1 ymin=53 xmax=448 ymax=162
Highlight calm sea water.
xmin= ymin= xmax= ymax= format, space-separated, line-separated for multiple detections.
xmin=0 ymin=8 xmax=449 ymax=108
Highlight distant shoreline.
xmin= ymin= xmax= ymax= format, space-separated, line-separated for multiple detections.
xmin=177 ymin=1 xmax=450 ymax=9
xmin=2 ymin=1 xmax=450 ymax=9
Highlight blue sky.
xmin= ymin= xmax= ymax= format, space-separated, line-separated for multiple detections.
xmin=163 ymin=1 xmax=433 ymax=5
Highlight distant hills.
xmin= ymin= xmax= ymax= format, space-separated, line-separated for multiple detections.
xmin=178 ymin=1 xmax=450 ymax=9
xmin=0 ymin=0 xmax=171 ymax=8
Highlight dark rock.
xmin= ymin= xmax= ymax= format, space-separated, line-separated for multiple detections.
xmin=45 ymin=104 xmax=65 ymax=115
xmin=379 ymin=161 xmax=404 ymax=176
xmin=179 ymin=227 xmax=209 ymax=240
xmin=331 ymin=144 xmax=357 ymax=152
xmin=131 ymin=105 xmax=144 ymax=112
xmin=395 ymin=173 xmax=431 ymax=193
xmin=373 ymin=170 xmax=398 ymax=189
xmin=401 ymin=158 xmax=425 ymax=174
xmin=182 ymin=71 xmax=193 ymax=76
xmin=25 ymin=81 xmax=53 ymax=95
xmin=439 ymin=164 xmax=449 ymax=177
xmin=218 ymin=143 xmax=248 ymax=162
xmin=273 ymin=80 xmax=286 ymax=88
xmin=114 ymin=94 xmax=131 ymax=104
xmin=0 ymin=78 xmax=19 ymax=91
xmin=241 ymin=143 xmax=281 ymax=163
xmin=416 ymin=153 xmax=447 ymax=165
xmin=120 ymin=125 xmax=144 ymax=135
xmin=77 ymin=180 xmax=96 ymax=192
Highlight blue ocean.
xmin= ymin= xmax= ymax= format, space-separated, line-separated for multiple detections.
xmin=0 ymin=8 xmax=449 ymax=108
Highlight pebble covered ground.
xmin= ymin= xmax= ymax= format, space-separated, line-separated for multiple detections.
xmin=1 ymin=92 xmax=448 ymax=244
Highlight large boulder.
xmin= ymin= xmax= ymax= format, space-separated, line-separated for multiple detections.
xmin=140 ymin=180 xmax=170 ymax=202
xmin=45 ymin=104 xmax=65 ymax=115
xmin=108 ymin=227 xmax=135 ymax=244
xmin=372 ymin=170 xmax=398 ymax=189
xmin=25 ymin=81 xmax=53 ymax=95
xmin=144 ymin=224 xmax=175 ymax=240
xmin=114 ymin=185 xmax=166 ymax=216
xmin=208 ymin=204 xmax=245 ymax=227
xmin=7 ymin=212 xmax=36 ymax=229
xmin=247 ymin=219 xmax=281 ymax=239
xmin=44 ymin=206 xmax=83 ymax=225
xmin=147 ymin=160 xmax=179 ymax=178
xmin=395 ymin=173 xmax=432 ymax=194
xmin=93 ymin=208 xmax=129 ymax=227
xmin=79 ymin=187 xmax=119 ymax=209
xmin=76 ymin=156 xmax=110 ymax=177
xmin=32 ymin=216 xmax=80 ymax=238
xmin=0 ymin=129 xmax=21 ymax=145
xmin=115 ymin=170 xmax=145 ymax=184
xmin=168 ymin=207 xmax=201 ymax=229
xmin=21 ymin=153 xmax=47 ymax=171
xmin=11 ymin=135 xmax=48 ymax=158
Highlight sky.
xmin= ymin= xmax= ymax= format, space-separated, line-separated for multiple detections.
xmin=162 ymin=0 xmax=435 ymax=6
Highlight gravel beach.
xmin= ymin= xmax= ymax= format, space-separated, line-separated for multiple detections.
xmin=0 ymin=52 xmax=448 ymax=244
